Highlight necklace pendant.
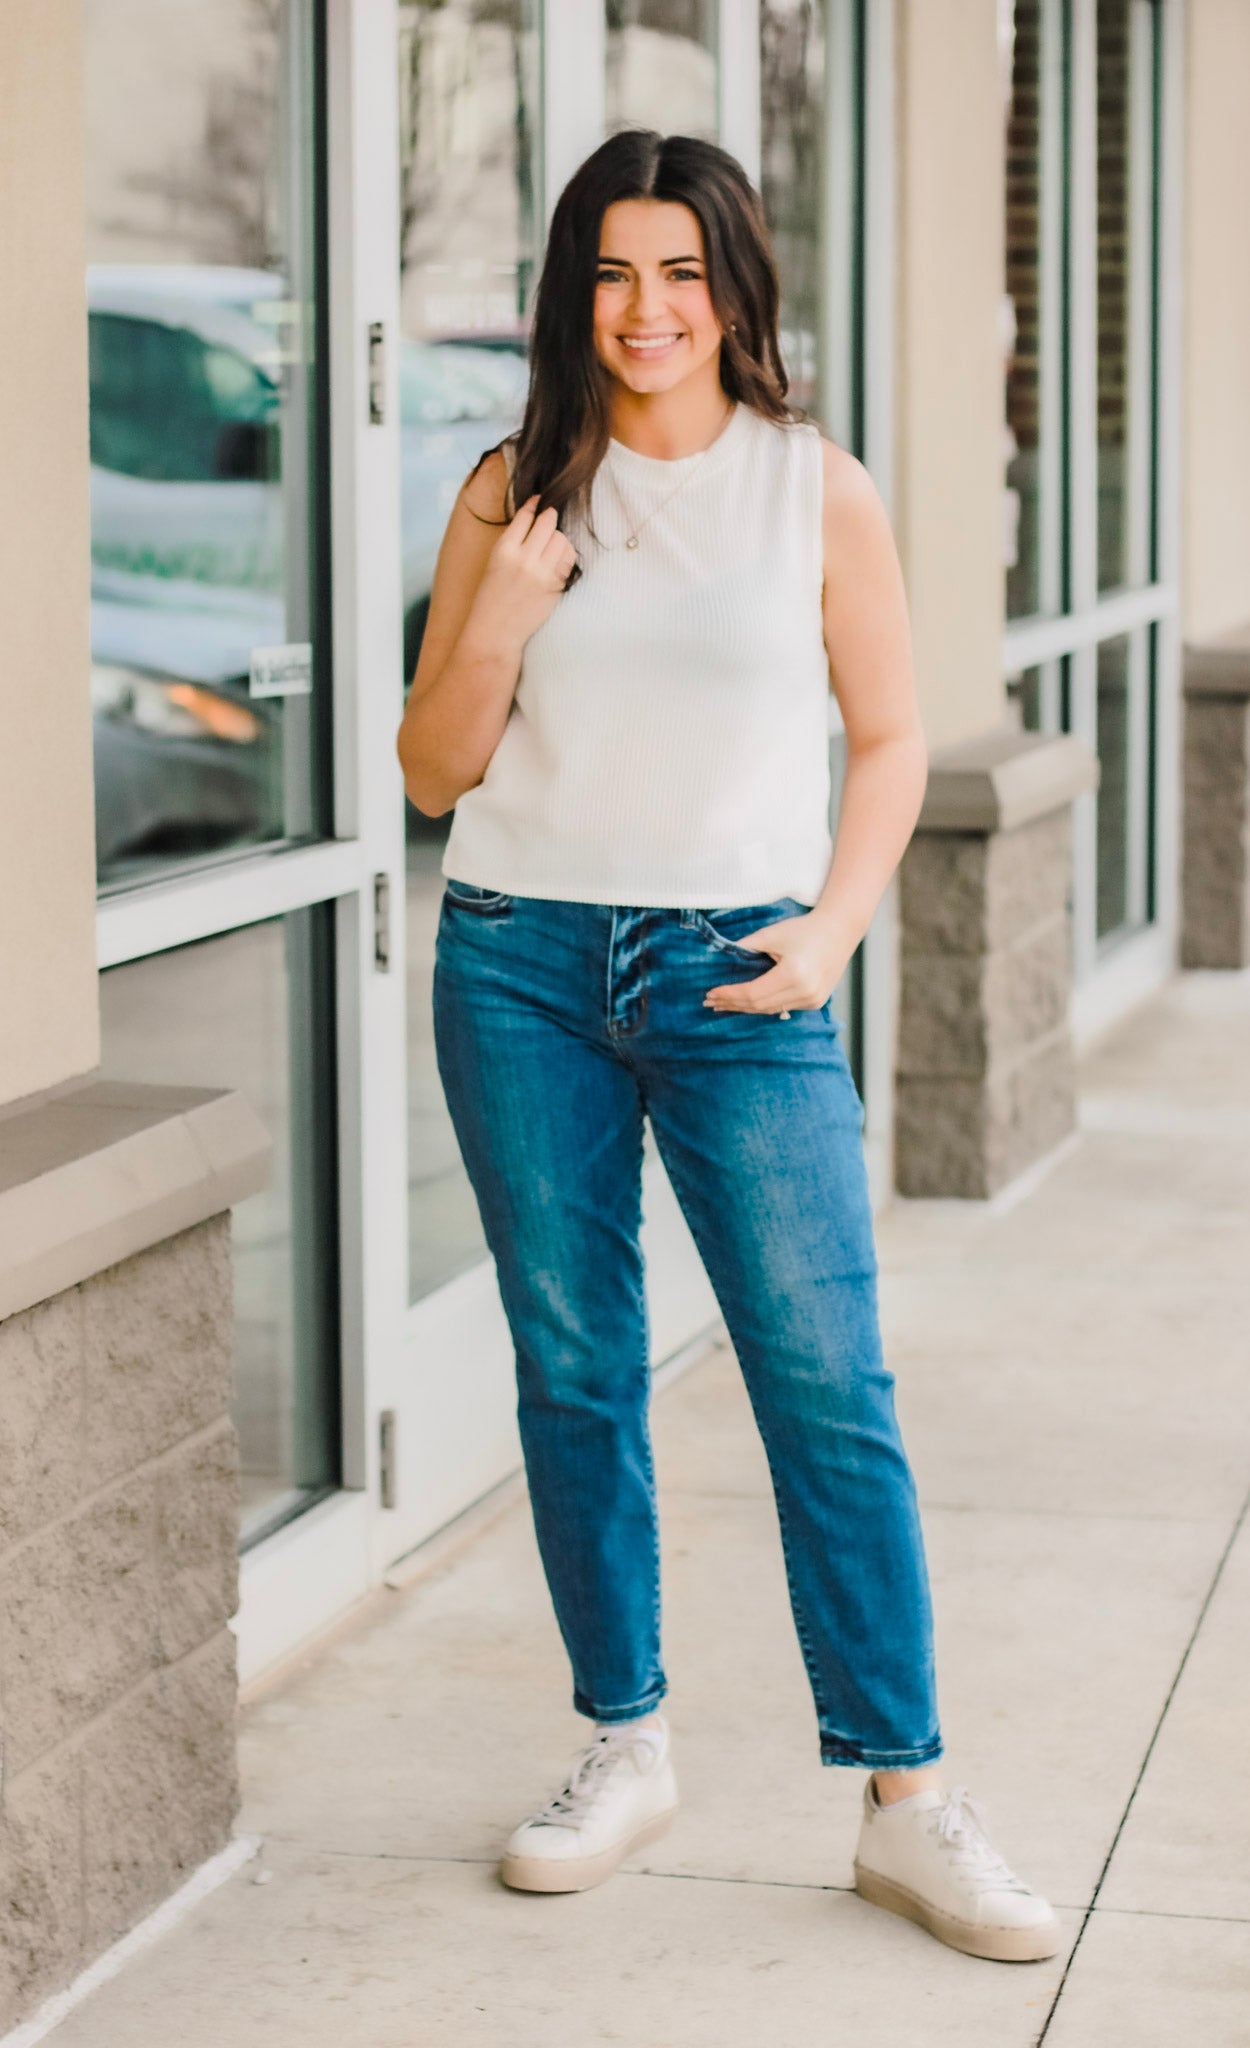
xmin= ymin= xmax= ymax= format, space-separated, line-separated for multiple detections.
xmin=625 ymin=535 xmax=639 ymax=550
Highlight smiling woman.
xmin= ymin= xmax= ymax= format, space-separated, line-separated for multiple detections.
xmin=392 ymin=125 xmax=1062 ymax=1959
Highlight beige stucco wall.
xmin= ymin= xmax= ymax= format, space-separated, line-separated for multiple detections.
xmin=894 ymin=0 xmax=1008 ymax=752
xmin=1182 ymin=0 xmax=1250 ymax=643
xmin=0 ymin=0 xmax=99 ymax=1107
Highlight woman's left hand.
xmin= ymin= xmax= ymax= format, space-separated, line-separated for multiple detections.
xmin=702 ymin=912 xmax=850 ymax=1015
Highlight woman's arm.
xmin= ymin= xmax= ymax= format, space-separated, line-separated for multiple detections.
xmin=806 ymin=438 xmax=928 ymax=966
xmin=396 ymin=450 xmax=577 ymax=816
xmin=703 ymin=438 xmax=927 ymax=1015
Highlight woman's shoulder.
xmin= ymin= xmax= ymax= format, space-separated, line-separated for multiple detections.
xmin=753 ymin=408 xmax=861 ymax=484
xmin=462 ymin=439 xmax=515 ymax=522
xmin=753 ymin=411 xmax=878 ymax=518
xmin=811 ymin=436 xmax=898 ymax=581
xmin=812 ymin=434 xmax=880 ymax=518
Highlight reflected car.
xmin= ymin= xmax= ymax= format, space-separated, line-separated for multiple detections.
xmin=88 ymin=264 xmax=525 ymax=878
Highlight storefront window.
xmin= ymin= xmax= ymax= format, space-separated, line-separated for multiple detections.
xmin=1094 ymin=626 xmax=1154 ymax=944
xmin=1002 ymin=0 xmax=1167 ymax=982
xmin=398 ymin=0 xmax=541 ymax=1305
xmin=1007 ymin=656 xmax=1067 ymax=738
xmin=85 ymin=0 xmax=328 ymax=892
xmin=605 ymin=3 xmax=719 ymax=140
xmin=99 ymin=909 xmax=340 ymax=1548
xmin=1008 ymin=664 xmax=1044 ymax=733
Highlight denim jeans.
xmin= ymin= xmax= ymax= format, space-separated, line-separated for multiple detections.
xmin=432 ymin=879 xmax=943 ymax=1769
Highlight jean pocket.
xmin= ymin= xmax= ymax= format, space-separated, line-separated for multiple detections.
xmin=693 ymin=897 xmax=804 ymax=961
xmin=443 ymin=877 xmax=514 ymax=915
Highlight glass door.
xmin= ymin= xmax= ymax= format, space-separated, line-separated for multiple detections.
xmin=398 ymin=0 xmax=542 ymax=1314
xmin=384 ymin=1 xmax=546 ymax=1557
xmin=87 ymin=0 xmax=344 ymax=1555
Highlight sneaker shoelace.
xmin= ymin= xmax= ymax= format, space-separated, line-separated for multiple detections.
xmin=526 ymin=1728 xmax=656 ymax=1832
xmin=928 ymin=1786 xmax=1033 ymax=1896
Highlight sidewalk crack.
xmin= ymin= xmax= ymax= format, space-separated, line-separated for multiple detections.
xmin=1034 ymin=1476 xmax=1250 ymax=2046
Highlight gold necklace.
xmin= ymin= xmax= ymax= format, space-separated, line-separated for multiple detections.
xmin=601 ymin=401 xmax=735 ymax=551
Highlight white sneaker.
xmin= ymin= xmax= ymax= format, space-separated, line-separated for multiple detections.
xmin=499 ymin=1717 xmax=679 ymax=1893
xmin=853 ymin=1776 xmax=1063 ymax=1962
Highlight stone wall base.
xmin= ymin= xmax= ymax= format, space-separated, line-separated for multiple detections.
xmin=1181 ymin=630 xmax=1250 ymax=968
xmin=0 ymin=1218 xmax=242 ymax=2030
xmin=895 ymin=728 xmax=1097 ymax=1200
xmin=896 ymin=1030 xmax=1076 ymax=1199
xmin=0 ymin=1081 xmax=269 ymax=2035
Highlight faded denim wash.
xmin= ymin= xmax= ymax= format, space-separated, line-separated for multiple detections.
xmin=432 ymin=878 xmax=943 ymax=1770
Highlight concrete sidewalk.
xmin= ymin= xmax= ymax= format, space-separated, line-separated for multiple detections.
xmin=46 ymin=971 xmax=1250 ymax=2047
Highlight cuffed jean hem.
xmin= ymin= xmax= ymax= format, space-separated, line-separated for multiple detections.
xmin=573 ymin=1685 xmax=668 ymax=1725
xmin=819 ymin=1730 xmax=945 ymax=1769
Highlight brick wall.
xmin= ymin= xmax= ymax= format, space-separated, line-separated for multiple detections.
xmin=1096 ymin=0 xmax=1131 ymax=474
xmin=1005 ymin=0 xmax=1042 ymax=456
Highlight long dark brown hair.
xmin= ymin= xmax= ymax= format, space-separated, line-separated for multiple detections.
xmin=467 ymin=128 xmax=805 ymax=587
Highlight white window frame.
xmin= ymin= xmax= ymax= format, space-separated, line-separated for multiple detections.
xmin=1003 ymin=0 xmax=1183 ymax=1047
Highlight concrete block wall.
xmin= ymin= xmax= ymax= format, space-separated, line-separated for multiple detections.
xmin=0 ymin=1215 xmax=241 ymax=2032
xmin=1181 ymin=633 xmax=1250 ymax=969
xmin=893 ymin=729 xmax=1097 ymax=1201
xmin=896 ymin=809 xmax=1077 ymax=1197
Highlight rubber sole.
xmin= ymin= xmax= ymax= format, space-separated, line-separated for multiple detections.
xmin=853 ymin=1861 xmax=1063 ymax=1963
xmin=499 ymin=1805 xmax=678 ymax=1894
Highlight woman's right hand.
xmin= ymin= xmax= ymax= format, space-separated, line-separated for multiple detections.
xmin=473 ymin=494 xmax=578 ymax=646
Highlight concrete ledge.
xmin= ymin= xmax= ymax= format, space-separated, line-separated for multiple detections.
xmin=1183 ymin=622 xmax=1250 ymax=700
xmin=916 ymin=726 xmax=1099 ymax=835
xmin=0 ymin=1080 xmax=271 ymax=1323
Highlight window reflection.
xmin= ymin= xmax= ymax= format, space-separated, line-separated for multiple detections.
xmin=100 ymin=911 xmax=340 ymax=1548
xmin=1003 ymin=0 xmax=1063 ymax=621
xmin=1008 ymin=665 xmax=1045 ymax=734
xmin=1096 ymin=0 xmax=1157 ymax=593
xmin=1095 ymin=635 xmax=1131 ymax=938
xmin=85 ymin=0 xmax=324 ymax=890
xmin=1094 ymin=629 xmax=1153 ymax=947
xmin=605 ymin=2 xmax=719 ymax=141
xmin=398 ymin=0 xmax=541 ymax=1304
xmin=760 ymin=0 xmax=827 ymax=424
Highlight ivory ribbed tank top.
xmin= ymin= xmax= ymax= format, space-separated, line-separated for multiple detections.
xmin=441 ymin=399 xmax=834 ymax=908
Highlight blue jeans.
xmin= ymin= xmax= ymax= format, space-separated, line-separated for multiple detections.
xmin=432 ymin=879 xmax=943 ymax=1769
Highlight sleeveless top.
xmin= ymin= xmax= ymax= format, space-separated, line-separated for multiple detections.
xmin=440 ymin=399 xmax=834 ymax=908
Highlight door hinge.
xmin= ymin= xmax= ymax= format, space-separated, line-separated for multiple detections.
xmin=373 ymin=871 xmax=391 ymax=972
xmin=367 ymin=320 xmax=386 ymax=424
xmin=379 ymin=1408 xmax=397 ymax=1510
